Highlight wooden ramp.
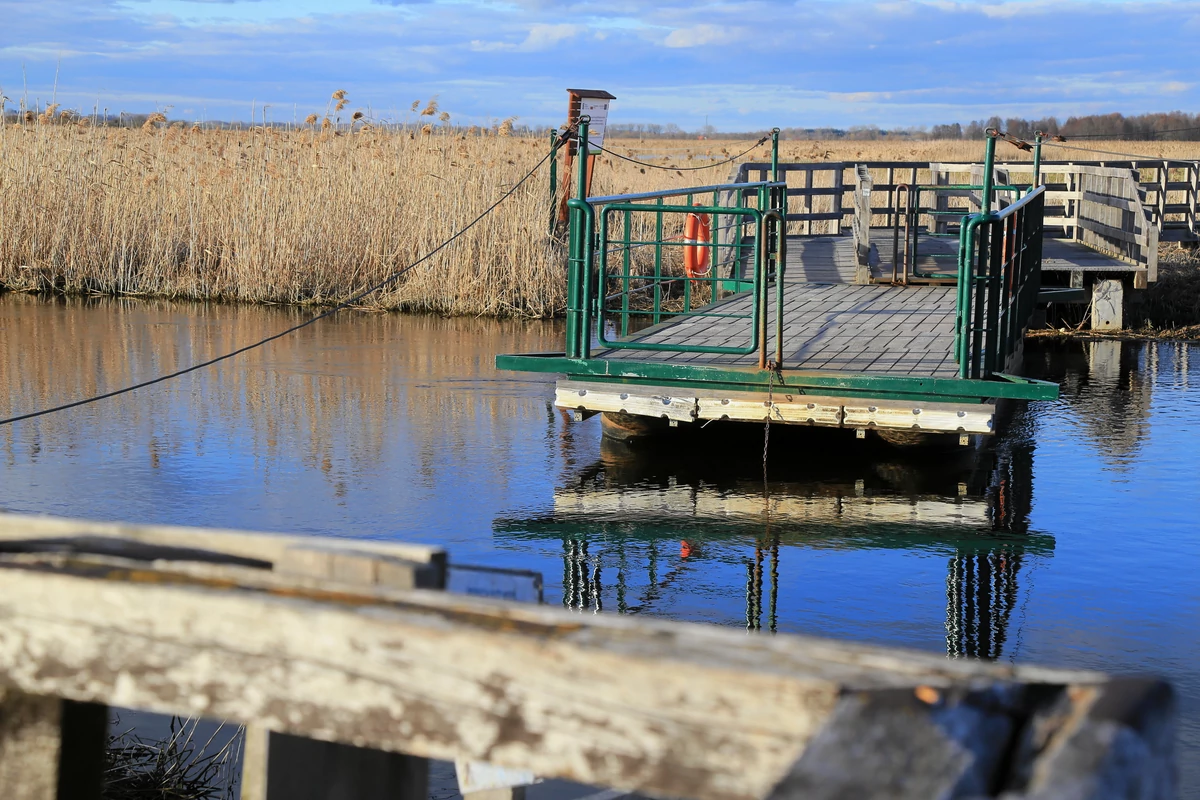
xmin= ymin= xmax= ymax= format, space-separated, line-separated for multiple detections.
xmin=871 ymin=234 xmax=1148 ymax=283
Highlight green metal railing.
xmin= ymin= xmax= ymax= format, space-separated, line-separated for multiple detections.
xmin=565 ymin=116 xmax=789 ymax=367
xmin=890 ymin=183 xmax=1025 ymax=284
xmin=955 ymin=186 xmax=1047 ymax=378
xmin=534 ymin=122 xmax=1056 ymax=401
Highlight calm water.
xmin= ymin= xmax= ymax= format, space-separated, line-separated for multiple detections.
xmin=2 ymin=294 xmax=1199 ymax=793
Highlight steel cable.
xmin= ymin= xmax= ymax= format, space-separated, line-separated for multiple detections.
xmin=592 ymin=137 xmax=769 ymax=172
xmin=1035 ymin=140 xmax=1200 ymax=165
xmin=0 ymin=149 xmax=556 ymax=427
xmin=1057 ymin=125 xmax=1200 ymax=140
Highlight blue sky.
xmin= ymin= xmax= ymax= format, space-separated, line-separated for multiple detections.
xmin=1 ymin=0 xmax=1197 ymax=130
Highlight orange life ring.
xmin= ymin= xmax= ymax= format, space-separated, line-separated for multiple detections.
xmin=683 ymin=211 xmax=711 ymax=278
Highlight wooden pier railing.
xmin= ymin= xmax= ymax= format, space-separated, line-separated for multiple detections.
xmin=0 ymin=513 xmax=1177 ymax=800
xmin=733 ymin=159 xmax=1199 ymax=246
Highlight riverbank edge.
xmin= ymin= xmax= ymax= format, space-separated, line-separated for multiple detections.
xmin=1027 ymin=326 xmax=1200 ymax=342
xmin=0 ymin=284 xmax=558 ymax=320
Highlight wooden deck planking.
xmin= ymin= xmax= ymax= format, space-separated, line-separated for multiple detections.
xmin=741 ymin=233 xmax=1139 ymax=288
xmin=866 ymin=233 xmax=1143 ymax=275
xmin=599 ymin=282 xmax=960 ymax=377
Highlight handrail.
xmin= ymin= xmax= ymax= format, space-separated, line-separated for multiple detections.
xmin=595 ymin=203 xmax=766 ymax=357
xmin=989 ymin=182 xmax=1046 ymax=221
xmin=956 ymin=185 xmax=1047 ymax=379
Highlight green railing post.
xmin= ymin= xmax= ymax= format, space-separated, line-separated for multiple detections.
xmin=981 ymin=130 xmax=997 ymax=216
xmin=621 ymin=208 xmax=632 ymax=337
xmin=564 ymin=116 xmax=591 ymax=359
xmin=654 ymin=198 xmax=664 ymax=324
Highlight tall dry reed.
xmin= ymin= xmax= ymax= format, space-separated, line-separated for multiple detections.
xmin=1 ymin=119 xmax=1194 ymax=317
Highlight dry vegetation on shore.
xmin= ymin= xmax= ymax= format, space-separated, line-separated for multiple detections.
xmin=1 ymin=110 xmax=1196 ymax=320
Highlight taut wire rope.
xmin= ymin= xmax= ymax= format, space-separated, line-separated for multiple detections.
xmin=1034 ymin=139 xmax=1200 ymax=165
xmin=590 ymin=136 xmax=769 ymax=172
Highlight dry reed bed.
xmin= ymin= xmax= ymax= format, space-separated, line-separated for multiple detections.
xmin=1 ymin=122 xmax=1195 ymax=318
xmin=0 ymin=122 xmax=757 ymax=317
xmin=0 ymin=123 xmax=571 ymax=316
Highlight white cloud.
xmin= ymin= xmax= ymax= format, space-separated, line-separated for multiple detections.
xmin=519 ymin=23 xmax=584 ymax=50
xmin=664 ymin=23 xmax=737 ymax=48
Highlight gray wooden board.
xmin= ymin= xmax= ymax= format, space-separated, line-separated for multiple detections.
xmin=598 ymin=282 xmax=960 ymax=377
xmin=869 ymin=232 xmax=1141 ymax=275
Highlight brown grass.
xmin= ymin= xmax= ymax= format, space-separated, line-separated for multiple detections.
xmin=0 ymin=123 xmax=1195 ymax=318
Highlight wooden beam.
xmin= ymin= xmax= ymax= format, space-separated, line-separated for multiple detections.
xmin=0 ymin=514 xmax=444 ymax=571
xmin=0 ymin=514 xmax=1176 ymax=799
xmin=0 ymin=531 xmax=1104 ymax=800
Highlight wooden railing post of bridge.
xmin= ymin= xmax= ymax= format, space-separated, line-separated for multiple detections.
xmin=0 ymin=513 xmax=1179 ymax=800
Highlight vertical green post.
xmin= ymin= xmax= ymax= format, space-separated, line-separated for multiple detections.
xmin=621 ymin=209 xmax=632 ymax=337
xmin=653 ymin=198 xmax=664 ymax=324
xmin=684 ymin=192 xmax=693 ymax=313
xmin=1033 ymin=132 xmax=1043 ymax=188
xmin=576 ymin=116 xmax=590 ymax=200
xmin=981 ymin=131 xmax=997 ymax=217
xmin=565 ymin=116 xmax=591 ymax=359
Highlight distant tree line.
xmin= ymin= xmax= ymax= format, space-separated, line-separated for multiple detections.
xmin=930 ymin=112 xmax=1200 ymax=141
xmin=4 ymin=101 xmax=1196 ymax=141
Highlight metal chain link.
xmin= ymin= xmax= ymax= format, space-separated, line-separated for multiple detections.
xmin=763 ymin=361 xmax=777 ymax=491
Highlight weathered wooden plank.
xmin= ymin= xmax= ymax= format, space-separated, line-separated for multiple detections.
xmin=843 ymin=399 xmax=995 ymax=434
xmin=0 ymin=519 xmax=1109 ymax=800
xmin=0 ymin=515 xmax=444 ymax=570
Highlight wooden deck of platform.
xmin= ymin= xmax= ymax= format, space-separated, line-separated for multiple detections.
xmin=599 ymin=282 xmax=960 ymax=377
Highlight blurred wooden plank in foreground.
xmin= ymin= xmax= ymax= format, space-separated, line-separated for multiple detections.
xmin=0 ymin=513 xmax=1175 ymax=800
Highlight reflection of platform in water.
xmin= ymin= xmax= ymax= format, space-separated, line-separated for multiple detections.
xmin=497 ymin=417 xmax=1049 ymax=658
xmin=553 ymin=484 xmax=992 ymax=530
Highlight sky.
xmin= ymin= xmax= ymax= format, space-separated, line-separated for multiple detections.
xmin=1 ymin=0 xmax=1197 ymax=131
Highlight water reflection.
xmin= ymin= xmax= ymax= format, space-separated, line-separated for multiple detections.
xmin=1025 ymin=339 xmax=1156 ymax=465
xmin=500 ymin=404 xmax=1050 ymax=659
xmin=4 ymin=294 xmax=1199 ymax=792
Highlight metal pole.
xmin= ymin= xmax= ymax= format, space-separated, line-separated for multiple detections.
xmin=566 ymin=116 xmax=591 ymax=359
xmin=982 ymin=130 xmax=998 ymax=217
xmin=576 ymin=116 xmax=590 ymax=200
xmin=548 ymin=128 xmax=559 ymax=232
xmin=770 ymin=128 xmax=780 ymax=183
xmin=1032 ymin=132 xmax=1043 ymax=189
